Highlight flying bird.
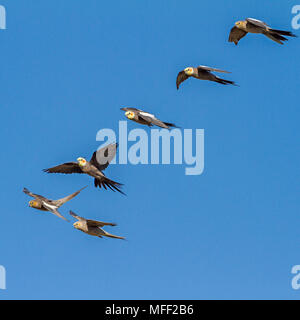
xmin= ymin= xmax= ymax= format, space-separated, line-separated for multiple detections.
xmin=121 ymin=107 xmax=177 ymax=129
xmin=43 ymin=143 xmax=125 ymax=195
xmin=176 ymin=66 xmax=236 ymax=89
xmin=70 ymin=211 xmax=125 ymax=240
xmin=23 ymin=187 xmax=86 ymax=221
xmin=229 ymin=18 xmax=297 ymax=45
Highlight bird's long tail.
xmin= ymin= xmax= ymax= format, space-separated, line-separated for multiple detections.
xmin=270 ymin=29 xmax=297 ymax=37
xmin=94 ymin=177 xmax=125 ymax=195
xmin=102 ymin=231 xmax=126 ymax=240
xmin=215 ymin=77 xmax=237 ymax=86
xmin=163 ymin=122 xmax=178 ymax=129
xmin=264 ymin=29 xmax=296 ymax=45
xmin=54 ymin=186 xmax=87 ymax=207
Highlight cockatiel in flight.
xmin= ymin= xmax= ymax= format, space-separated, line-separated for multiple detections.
xmin=23 ymin=187 xmax=86 ymax=221
xmin=43 ymin=143 xmax=125 ymax=195
xmin=121 ymin=107 xmax=177 ymax=129
xmin=70 ymin=211 xmax=125 ymax=240
xmin=229 ymin=18 xmax=297 ymax=45
xmin=176 ymin=65 xmax=236 ymax=89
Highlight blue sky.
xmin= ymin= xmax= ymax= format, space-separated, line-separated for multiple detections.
xmin=0 ymin=0 xmax=300 ymax=300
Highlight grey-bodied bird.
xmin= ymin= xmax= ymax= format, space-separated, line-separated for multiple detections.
xmin=23 ymin=187 xmax=86 ymax=221
xmin=121 ymin=107 xmax=177 ymax=129
xmin=176 ymin=65 xmax=236 ymax=89
xmin=43 ymin=143 xmax=124 ymax=195
xmin=229 ymin=18 xmax=297 ymax=45
xmin=70 ymin=211 xmax=125 ymax=240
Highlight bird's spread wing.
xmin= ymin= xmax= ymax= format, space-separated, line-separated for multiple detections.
xmin=69 ymin=210 xmax=85 ymax=221
xmin=53 ymin=187 xmax=86 ymax=207
xmin=90 ymin=143 xmax=118 ymax=172
xmin=138 ymin=114 xmax=169 ymax=129
xmin=176 ymin=71 xmax=189 ymax=89
xmin=228 ymin=26 xmax=248 ymax=45
xmin=42 ymin=202 xmax=68 ymax=221
xmin=198 ymin=66 xmax=231 ymax=74
xmin=120 ymin=107 xmax=141 ymax=112
xmin=23 ymin=188 xmax=48 ymax=201
xmin=86 ymin=219 xmax=117 ymax=228
xmin=246 ymin=18 xmax=268 ymax=29
xmin=43 ymin=162 xmax=83 ymax=174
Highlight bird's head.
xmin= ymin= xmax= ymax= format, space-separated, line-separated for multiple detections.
xmin=235 ymin=20 xmax=245 ymax=29
xmin=29 ymin=200 xmax=38 ymax=208
xmin=77 ymin=157 xmax=87 ymax=167
xmin=125 ymin=111 xmax=135 ymax=119
xmin=73 ymin=221 xmax=82 ymax=229
xmin=184 ymin=67 xmax=194 ymax=76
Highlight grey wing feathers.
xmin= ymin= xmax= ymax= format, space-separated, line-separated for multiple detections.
xmin=139 ymin=114 xmax=169 ymax=129
xmin=228 ymin=26 xmax=248 ymax=45
xmin=120 ymin=107 xmax=141 ymax=112
xmin=176 ymin=71 xmax=189 ymax=89
xmin=69 ymin=210 xmax=86 ymax=221
xmin=246 ymin=18 xmax=268 ymax=28
xmin=23 ymin=188 xmax=48 ymax=201
xmin=53 ymin=187 xmax=86 ymax=207
xmin=198 ymin=66 xmax=231 ymax=74
xmin=43 ymin=162 xmax=83 ymax=174
xmin=87 ymin=220 xmax=117 ymax=227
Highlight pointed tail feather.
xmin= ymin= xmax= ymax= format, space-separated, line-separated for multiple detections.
xmin=270 ymin=29 xmax=297 ymax=37
xmin=264 ymin=32 xmax=287 ymax=44
xmin=215 ymin=77 xmax=237 ymax=86
xmin=94 ymin=177 xmax=125 ymax=195
xmin=103 ymin=231 xmax=126 ymax=240
xmin=163 ymin=122 xmax=178 ymax=129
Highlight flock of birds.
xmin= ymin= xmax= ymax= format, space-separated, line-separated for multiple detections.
xmin=23 ymin=17 xmax=296 ymax=241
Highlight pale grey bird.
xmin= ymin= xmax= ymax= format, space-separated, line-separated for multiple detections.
xmin=23 ymin=187 xmax=86 ymax=221
xmin=176 ymin=65 xmax=236 ymax=89
xmin=121 ymin=107 xmax=177 ymax=129
xmin=229 ymin=18 xmax=297 ymax=45
xmin=70 ymin=211 xmax=125 ymax=240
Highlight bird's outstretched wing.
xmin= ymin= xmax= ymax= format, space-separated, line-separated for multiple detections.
xmin=42 ymin=203 xmax=69 ymax=221
xmin=198 ymin=65 xmax=231 ymax=74
xmin=87 ymin=219 xmax=117 ymax=228
xmin=53 ymin=187 xmax=87 ymax=207
xmin=246 ymin=18 xmax=268 ymax=29
xmin=23 ymin=188 xmax=48 ymax=201
xmin=43 ymin=162 xmax=83 ymax=174
xmin=228 ymin=26 xmax=248 ymax=45
xmin=69 ymin=210 xmax=86 ymax=221
xmin=120 ymin=107 xmax=141 ymax=112
xmin=90 ymin=143 xmax=118 ymax=172
xmin=138 ymin=114 xmax=169 ymax=129
xmin=176 ymin=71 xmax=189 ymax=89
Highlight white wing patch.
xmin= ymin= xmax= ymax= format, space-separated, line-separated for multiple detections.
xmin=42 ymin=202 xmax=58 ymax=211
xmin=248 ymin=18 xmax=268 ymax=26
xmin=139 ymin=111 xmax=155 ymax=119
